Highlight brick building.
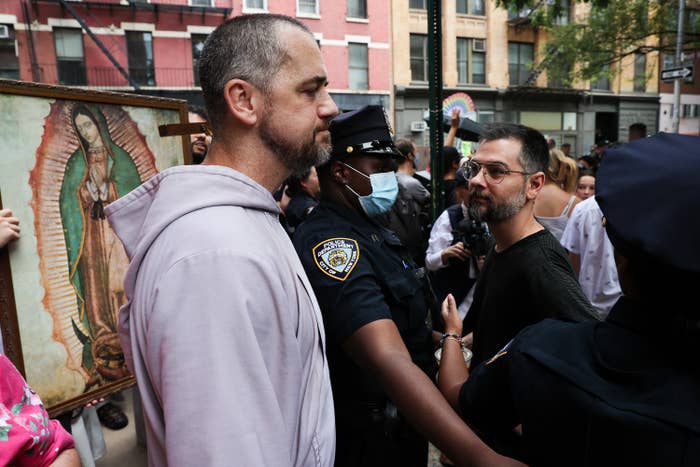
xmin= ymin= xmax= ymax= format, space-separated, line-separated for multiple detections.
xmin=0 ymin=0 xmax=390 ymax=110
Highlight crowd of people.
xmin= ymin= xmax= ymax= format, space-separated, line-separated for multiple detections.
xmin=1 ymin=13 xmax=698 ymax=467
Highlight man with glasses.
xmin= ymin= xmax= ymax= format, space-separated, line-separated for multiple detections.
xmin=458 ymin=124 xmax=597 ymax=373
xmin=450 ymin=124 xmax=598 ymax=456
xmin=438 ymin=132 xmax=700 ymax=466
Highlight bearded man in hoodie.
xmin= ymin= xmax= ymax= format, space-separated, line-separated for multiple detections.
xmin=105 ymin=14 xmax=339 ymax=467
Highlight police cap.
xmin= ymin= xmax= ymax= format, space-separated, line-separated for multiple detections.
xmin=596 ymin=132 xmax=700 ymax=273
xmin=329 ymin=105 xmax=400 ymax=159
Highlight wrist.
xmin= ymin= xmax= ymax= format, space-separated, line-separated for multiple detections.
xmin=439 ymin=332 xmax=463 ymax=348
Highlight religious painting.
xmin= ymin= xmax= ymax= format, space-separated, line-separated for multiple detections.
xmin=0 ymin=79 xmax=188 ymax=416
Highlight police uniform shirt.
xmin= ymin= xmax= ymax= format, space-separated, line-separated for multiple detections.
xmin=458 ymin=296 xmax=700 ymax=467
xmin=293 ymin=200 xmax=435 ymax=402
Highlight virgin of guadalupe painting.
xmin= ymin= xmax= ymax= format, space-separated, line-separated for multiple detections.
xmin=0 ymin=81 xmax=186 ymax=415
xmin=30 ymin=102 xmax=158 ymax=393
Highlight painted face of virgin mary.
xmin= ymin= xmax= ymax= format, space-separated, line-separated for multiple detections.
xmin=74 ymin=113 xmax=102 ymax=147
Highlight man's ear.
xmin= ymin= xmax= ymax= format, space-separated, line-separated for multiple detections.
xmin=527 ymin=171 xmax=546 ymax=200
xmin=223 ymin=79 xmax=263 ymax=126
xmin=329 ymin=160 xmax=350 ymax=185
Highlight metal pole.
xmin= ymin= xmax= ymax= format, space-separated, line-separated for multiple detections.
xmin=427 ymin=0 xmax=444 ymax=221
xmin=671 ymin=0 xmax=684 ymax=133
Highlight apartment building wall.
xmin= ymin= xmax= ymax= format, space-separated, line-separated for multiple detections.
xmin=0 ymin=0 xmax=391 ymax=110
xmin=391 ymin=0 xmax=660 ymax=159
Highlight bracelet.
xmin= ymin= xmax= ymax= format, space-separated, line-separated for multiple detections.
xmin=439 ymin=333 xmax=463 ymax=348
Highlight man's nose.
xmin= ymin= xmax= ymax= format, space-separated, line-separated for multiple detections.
xmin=319 ymin=90 xmax=339 ymax=120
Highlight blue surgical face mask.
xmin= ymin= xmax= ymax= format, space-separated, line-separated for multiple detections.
xmin=343 ymin=162 xmax=398 ymax=217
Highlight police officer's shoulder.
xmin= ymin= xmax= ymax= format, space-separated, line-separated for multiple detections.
xmin=502 ymin=318 xmax=592 ymax=359
xmin=292 ymin=209 xmax=363 ymax=283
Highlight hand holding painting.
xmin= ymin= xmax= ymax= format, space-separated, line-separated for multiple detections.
xmin=0 ymin=208 xmax=20 ymax=248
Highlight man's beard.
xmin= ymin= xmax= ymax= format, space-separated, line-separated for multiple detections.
xmin=468 ymin=182 xmax=527 ymax=223
xmin=259 ymin=114 xmax=330 ymax=175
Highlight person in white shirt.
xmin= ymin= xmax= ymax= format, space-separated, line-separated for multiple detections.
xmin=560 ymin=196 xmax=622 ymax=318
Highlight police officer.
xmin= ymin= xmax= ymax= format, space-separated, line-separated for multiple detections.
xmin=437 ymin=132 xmax=700 ymax=466
xmin=293 ymin=106 xmax=524 ymax=467
xmin=284 ymin=166 xmax=320 ymax=234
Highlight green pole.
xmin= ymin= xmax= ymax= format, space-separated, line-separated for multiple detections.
xmin=427 ymin=0 xmax=444 ymax=221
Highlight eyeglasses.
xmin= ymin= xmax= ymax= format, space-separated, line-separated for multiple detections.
xmin=465 ymin=159 xmax=534 ymax=185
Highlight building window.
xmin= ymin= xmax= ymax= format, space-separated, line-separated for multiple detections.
xmin=410 ymin=34 xmax=428 ymax=82
xmin=126 ymin=31 xmax=155 ymax=86
xmin=298 ymin=0 xmax=318 ymax=15
xmin=244 ymin=0 xmax=267 ymax=10
xmin=633 ymin=53 xmax=646 ymax=92
xmin=548 ymin=62 xmax=571 ymax=88
xmin=457 ymin=0 xmax=485 ymax=16
xmin=508 ymin=42 xmax=533 ymax=86
xmin=548 ymin=0 xmax=569 ymax=25
xmin=53 ymin=28 xmax=86 ymax=85
xmin=348 ymin=43 xmax=368 ymax=90
xmin=591 ymin=64 xmax=610 ymax=90
xmin=682 ymin=104 xmax=699 ymax=118
xmin=508 ymin=4 xmax=532 ymax=20
xmin=191 ymin=34 xmax=207 ymax=87
xmin=0 ymin=24 xmax=19 ymax=80
xmin=457 ymin=38 xmax=485 ymax=84
xmin=347 ymin=0 xmax=367 ymax=18
xmin=410 ymin=0 xmax=426 ymax=10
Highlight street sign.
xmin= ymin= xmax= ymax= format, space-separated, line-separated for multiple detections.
xmin=661 ymin=66 xmax=693 ymax=82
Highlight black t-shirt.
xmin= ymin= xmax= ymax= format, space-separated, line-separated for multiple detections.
xmin=459 ymin=297 xmax=700 ymax=466
xmin=293 ymin=201 xmax=435 ymax=403
xmin=464 ymin=229 xmax=598 ymax=368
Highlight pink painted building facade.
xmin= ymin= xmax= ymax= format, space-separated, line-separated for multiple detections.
xmin=0 ymin=0 xmax=391 ymax=109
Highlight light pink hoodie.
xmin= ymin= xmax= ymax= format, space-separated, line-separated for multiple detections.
xmin=105 ymin=165 xmax=335 ymax=467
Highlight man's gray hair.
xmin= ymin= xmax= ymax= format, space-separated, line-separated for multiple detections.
xmin=198 ymin=14 xmax=313 ymax=134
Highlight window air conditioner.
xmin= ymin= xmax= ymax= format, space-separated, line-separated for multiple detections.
xmin=472 ymin=39 xmax=485 ymax=52
xmin=410 ymin=121 xmax=427 ymax=132
xmin=0 ymin=25 xmax=9 ymax=39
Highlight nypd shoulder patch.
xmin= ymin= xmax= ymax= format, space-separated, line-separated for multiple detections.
xmin=312 ymin=237 xmax=360 ymax=281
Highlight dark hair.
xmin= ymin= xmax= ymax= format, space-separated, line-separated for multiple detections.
xmin=578 ymin=168 xmax=595 ymax=179
xmin=561 ymin=143 xmax=571 ymax=148
xmin=285 ymin=168 xmax=313 ymax=197
xmin=198 ymin=14 xmax=312 ymax=135
xmin=629 ymin=122 xmax=647 ymax=134
xmin=395 ymin=139 xmax=414 ymax=163
xmin=187 ymin=104 xmax=208 ymax=121
xmin=479 ymin=123 xmax=549 ymax=174
xmin=441 ymin=146 xmax=461 ymax=172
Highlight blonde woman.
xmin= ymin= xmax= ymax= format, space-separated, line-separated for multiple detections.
xmin=534 ymin=149 xmax=580 ymax=240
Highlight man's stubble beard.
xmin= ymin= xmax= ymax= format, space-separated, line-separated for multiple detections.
xmin=468 ymin=181 xmax=528 ymax=223
xmin=259 ymin=111 xmax=331 ymax=176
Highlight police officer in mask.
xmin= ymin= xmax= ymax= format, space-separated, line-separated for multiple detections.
xmin=293 ymin=106 xmax=524 ymax=467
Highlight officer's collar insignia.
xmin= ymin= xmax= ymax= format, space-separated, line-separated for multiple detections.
xmin=486 ymin=340 xmax=512 ymax=365
xmin=313 ymin=237 xmax=360 ymax=282
xmin=485 ymin=350 xmax=507 ymax=365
